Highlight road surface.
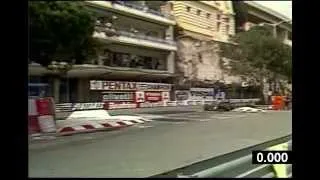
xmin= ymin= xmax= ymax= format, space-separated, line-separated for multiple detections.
xmin=29 ymin=111 xmax=291 ymax=177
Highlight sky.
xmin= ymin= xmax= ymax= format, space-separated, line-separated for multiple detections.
xmin=254 ymin=1 xmax=292 ymax=19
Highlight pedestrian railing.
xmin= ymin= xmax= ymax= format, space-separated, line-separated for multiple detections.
xmin=149 ymin=135 xmax=292 ymax=178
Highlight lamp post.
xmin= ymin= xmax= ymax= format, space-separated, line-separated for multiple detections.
xmin=47 ymin=61 xmax=72 ymax=103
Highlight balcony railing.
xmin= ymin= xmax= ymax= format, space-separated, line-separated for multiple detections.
xmin=94 ymin=25 xmax=177 ymax=46
xmin=113 ymin=1 xmax=174 ymax=20
xmin=117 ymin=30 xmax=176 ymax=46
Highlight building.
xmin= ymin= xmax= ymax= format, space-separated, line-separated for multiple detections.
xmin=242 ymin=1 xmax=292 ymax=46
xmin=29 ymin=1 xmax=177 ymax=107
xmin=161 ymin=1 xmax=241 ymax=89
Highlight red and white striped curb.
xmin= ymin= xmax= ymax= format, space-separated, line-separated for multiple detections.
xmin=57 ymin=118 xmax=152 ymax=136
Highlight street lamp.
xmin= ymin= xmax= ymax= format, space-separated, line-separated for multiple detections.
xmin=258 ymin=20 xmax=292 ymax=38
xmin=47 ymin=61 xmax=73 ymax=103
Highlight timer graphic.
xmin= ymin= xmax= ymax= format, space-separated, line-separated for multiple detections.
xmin=252 ymin=151 xmax=292 ymax=164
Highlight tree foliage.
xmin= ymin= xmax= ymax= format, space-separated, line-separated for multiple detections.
xmin=220 ymin=25 xmax=292 ymax=81
xmin=29 ymin=1 xmax=102 ymax=66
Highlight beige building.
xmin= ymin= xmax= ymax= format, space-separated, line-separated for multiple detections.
xmin=161 ymin=1 xmax=241 ymax=87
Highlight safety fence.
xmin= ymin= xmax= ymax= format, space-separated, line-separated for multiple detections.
xmin=149 ymin=135 xmax=292 ymax=178
xmin=55 ymin=99 xmax=260 ymax=112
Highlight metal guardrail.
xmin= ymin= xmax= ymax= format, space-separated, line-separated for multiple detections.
xmin=149 ymin=135 xmax=292 ymax=178
xmin=55 ymin=99 xmax=261 ymax=112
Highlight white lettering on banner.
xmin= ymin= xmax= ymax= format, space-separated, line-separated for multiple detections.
xmin=102 ymin=92 xmax=134 ymax=101
xmin=135 ymin=91 xmax=145 ymax=103
xmin=145 ymin=92 xmax=161 ymax=97
xmin=90 ymin=80 xmax=171 ymax=91
xmin=108 ymin=102 xmax=137 ymax=110
xmin=71 ymin=103 xmax=104 ymax=111
xmin=90 ymin=80 xmax=103 ymax=90
xmin=90 ymin=80 xmax=137 ymax=91
xmin=137 ymin=83 xmax=171 ymax=91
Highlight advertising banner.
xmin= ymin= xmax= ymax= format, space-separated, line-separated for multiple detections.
xmin=90 ymin=80 xmax=171 ymax=91
xmin=102 ymin=92 xmax=134 ymax=102
xmin=145 ymin=92 xmax=162 ymax=102
xmin=162 ymin=91 xmax=170 ymax=101
xmin=135 ymin=91 xmax=145 ymax=103
xmin=175 ymin=90 xmax=190 ymax=101
xmin=106 ymin=102 xmax=137 ymax=110
xmin=190 ymin=88 xmax=214 ymax=101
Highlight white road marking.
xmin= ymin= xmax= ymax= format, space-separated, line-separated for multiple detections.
xmin=89 ymin=122 xmax=105 ymax=129
xmin=106 ymin=121 xmax=122 ymax=127
xmin=132 ymin=119 xmax=145 ymax=123
xmin=119 ymin=120 xmax=135 ymax=126
xmin=137 ymin=125 xmax=153 ymax=129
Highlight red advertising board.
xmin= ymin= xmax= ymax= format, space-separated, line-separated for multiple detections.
xmin=145 ymin=92 xmax=162 ymax=102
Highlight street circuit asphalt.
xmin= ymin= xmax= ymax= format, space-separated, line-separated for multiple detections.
xmin=29 ymin=110 xmax=291 ymax=177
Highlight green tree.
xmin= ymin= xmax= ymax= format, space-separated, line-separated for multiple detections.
xmin=220 ymin=25 xmax=292 ymax=102
xmin=29 ymin=1 xmax=102 ymax=66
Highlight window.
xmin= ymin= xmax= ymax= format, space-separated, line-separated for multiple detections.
xmin=197 ymin=9 xmax=201 ymax=16
xmin=226 ymin=25 xmax=230 ymax=34
xmin=206 ymin=13 xmax=211 ymax=19
xmin=217 ymin=14 xmax=221 ymax=20
xmin=217 ymin=22 xmax=221 ymax=32
xmin=225 ymin=18 xmax=229 ymax=23
xmin=169 ymin=2 xmax=173 ymax=10
xmin=186 ymin=6 xmax=191 ymax=12
xmin=198 ymin=53 xmax=203 ymax=63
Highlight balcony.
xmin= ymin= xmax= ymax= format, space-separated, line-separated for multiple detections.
xmin=113 ymin=1 xmax=174 ymax=19
xmin=93 ymin=25 xmax=177 ymax=51
xmin=85 ymin=1 xmax=176 ymax=26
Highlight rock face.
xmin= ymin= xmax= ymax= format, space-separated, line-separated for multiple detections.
xmin=175 ymin=37 xmax=241 ymax=85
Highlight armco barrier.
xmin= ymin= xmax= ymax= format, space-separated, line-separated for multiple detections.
xmin=55 ymin=99 xmax=260 ymax=112
xmin=149 ymin=135 xmax=292 ymax=178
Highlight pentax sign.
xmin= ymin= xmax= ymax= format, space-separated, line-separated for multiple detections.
xmin=90 ymin=80 xmax=171 ymax=91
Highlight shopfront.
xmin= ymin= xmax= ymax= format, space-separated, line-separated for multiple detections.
xmin=90 ymin=80 xmax=171 ymax=109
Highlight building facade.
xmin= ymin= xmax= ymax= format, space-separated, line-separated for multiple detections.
xmin=242 ymin=1 xmax=292 ymax=46
xmin=29 ymin=1 xmax=177 ymax=107
xmin=161 ymin=1 xmax=241 ymax=89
